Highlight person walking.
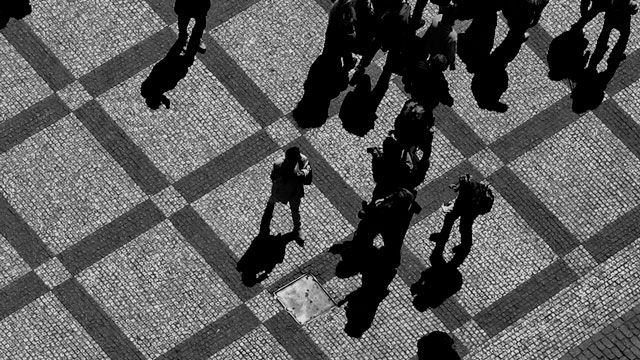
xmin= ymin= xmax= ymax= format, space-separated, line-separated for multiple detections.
xmin=429 ymin=174 xmax=494 ymax=259
xmin=262 ymin=147 xmax=312 ymax=244
xmin=174 ymin=0 xmax=211 ymax=54
xmin=422 ymin=5 xmax=458 ymax=70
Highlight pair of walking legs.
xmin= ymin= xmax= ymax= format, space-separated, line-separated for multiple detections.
xmin=261 ymin=196 xmax=302 ymax=236
xmin=431 ymin=206 xmax=477 ymax=262
xmin=177 ymin=14 xmax=207 ymax=53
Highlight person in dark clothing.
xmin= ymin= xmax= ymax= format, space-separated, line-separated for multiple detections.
xmin=140 ymin=41 xmax=198 ymax=110
xmin=471 ymin=53 xmax=509 ymax=113
xmin=455 ymin=0 xmax=499 ymax=73
xmin=496 ymin=0 xmax=549 ymax=62
xmin=429 ymin=174 xmax=494 ymax=259
xmin=0 ymin=0 xmax=31 ymax=28
xmin=324 ymin=0 xmax=358 ymax=69
xmin=403 ymin=56 xmax=454 ymax=111
xmin=368 ymin=132 xmax=432 ymax=200
xmin=175 ymin=0 xmax=211 ymax=54
xmin=417 ymin=332 xmax=462 ymax=360
xmin=339 ymin=73 xmax=378 ymax=136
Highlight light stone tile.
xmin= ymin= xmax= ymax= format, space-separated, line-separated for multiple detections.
xmin=468 ymin=148 xmax=505 ymax=178
xmin=613 ymin=78 xmax=640 ymax=126
xmin=192 ymin=151 xmax=354 ymax=288
xmin=0 ymin=292 xmax=109 ymax=360
xmin=306 ymin=277 xmax=448 ymax=360
xmin=539 ymin=0 xmax=640 ymax=72
xmin=404 ymin=191 xmax=558 ymax=317
xmin=465 ymin=238 xmax=640 ymax=360
xmin=150 ymin=185 xmax=188 ymax=217
xmin=510 ymin=112 xmax=640 ymax=242
xmin=77 ymin=220 xmax=241 ymax=360
xmin=56 ymin=81 xmax=93 ymax=112
xmin=34 ymin=257 xmax=71 ymax=289
xmin=446 ymin=18 xmax=567 ymax=144
xmin=563 ymin=245 xmax=599 ymax=278
xmin=322 ymin=275 xmax=362 ymax=304
xmin=98 ymin=59 xmax=261 ymax=182
xmin=211 ymin=0 xmax=328 ymax=113
xmin=0 ymin=35 xmax=53 ymax=123
xmin=452 ymin=320 xmax=490 ymax=354
xmin=26 ymin=0 xmax=166 ymax=77
xmin=265 ymin=117 xmax=302 ymax=149
xmin=245 ymin=290 xmax=282 ymax=322
xmin=208 ymin=325 xmax=293 ymax=360
xmin=0 ymin=234 xmax=31 ymax=289
xmin=0 ymin=114 xmax=147 ymax=254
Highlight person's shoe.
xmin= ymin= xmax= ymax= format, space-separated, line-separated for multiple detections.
xmin=522 ymin=32 xmax=530 ymax=42
xmin=608 ymin=53 xmax=626 ymax=66
xmin=197 ymin=42 xmax=207 ymax=53
xmin=293 ymin=229 xmax=304 ymax=247
xmin=452 ymin=244 xmax=464 ymax=253
xmin=441 ymin=201 xmax=454 ymax=213
xmin=344 ymin=55 xmax=356 ymax=70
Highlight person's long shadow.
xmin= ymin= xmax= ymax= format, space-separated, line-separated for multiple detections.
xmin=0 ymin=0 xmax=31 ymax=29
xmin=339 ymin=73 xmax=378 ymax=137
xmin=330 ymin=193 xmax=417 ymax=337
xmin=547 ymin=25 xmax=590 ymax=86
xmin=140 ymin=41 xmax=198 ymax=110
xmin=410 ymin=231 xmax=471 ymax=312
xmin=293 ymin=54 xmax=348 ymax=128
xmin=236 ymin=204 xmax=297 ymax=287
xmin=237 ymin=231 xmax=296 ymax=287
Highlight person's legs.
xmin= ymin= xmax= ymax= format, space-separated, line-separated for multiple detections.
xmin=188 ymin=15 xmax=207 ymax=52
xmin=587 ymin=20 xmax=613 ymax=70
xmin=290 ymin=196 xmax=302 ymax=235
xmin=609 ymin=17 xmax=631 ymax=65
xmin=177 ymin=14 xmax=190 ymax=42
xmin=411 ymin=0 xmax=430 ymax=28
xmin=431 ymin=208 xmax=460 ymax=244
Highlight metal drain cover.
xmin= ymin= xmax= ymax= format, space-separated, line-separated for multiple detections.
xmin=275 ymin=274 xmax=335 ymax=325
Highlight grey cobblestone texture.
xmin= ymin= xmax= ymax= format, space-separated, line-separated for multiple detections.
xmin=1 ymin=0 xmax=639 ymax=359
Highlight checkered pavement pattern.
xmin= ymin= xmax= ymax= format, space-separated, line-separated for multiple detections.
xmin=1 ymin=0 xmax=640 ymax=359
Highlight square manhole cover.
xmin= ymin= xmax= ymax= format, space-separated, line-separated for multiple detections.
xmin=275 ymin=274 xmax=335 ymax=325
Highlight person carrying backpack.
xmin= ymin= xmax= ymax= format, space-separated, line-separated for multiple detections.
xmin=429 ymin=174 xmax=494 ymax=258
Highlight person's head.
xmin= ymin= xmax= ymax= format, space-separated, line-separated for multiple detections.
xmin=417 ymin=331 xmax=457 ymax=359
xmin=285 ymin=146 xmax=302 ymax=165
xmin=429 ymin=54 xmax=448 ymax=72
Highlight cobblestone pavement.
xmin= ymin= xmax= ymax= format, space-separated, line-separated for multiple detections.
xmin=1 ymin=0 xmax=640 ymax=359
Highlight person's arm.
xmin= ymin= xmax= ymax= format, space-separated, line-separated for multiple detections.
xmin=270 ymin=163 xmax=280 ymax=181
xmin=297 ymin=156 xmax=311 ymax=177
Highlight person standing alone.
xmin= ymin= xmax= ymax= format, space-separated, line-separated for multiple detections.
xmin=261 ymin=147 xmax=312 ymax=245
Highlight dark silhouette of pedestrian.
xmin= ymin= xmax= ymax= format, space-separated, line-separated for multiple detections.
xmin=422 ymin=5 xmax=458 ymax=70
xmin=0 ymin=0 xmax=31 ymax=29
xmin=494 ymin=0 xmax=549 ymax=64
xmin=429 ymin=174 xmax=494 ymax=259
xmin=140 ymin=41 xmax=198 ymax=110
xmin=339 ymin=73 xmax=378 ymax=136
xmin=263 ymin=147 xmax=312 ymax=244
xmin=293 ymin=53 xmax=348 ymax=128
xmin=417 ymin=332 xmax=461 ymax=360
xmin=324 ymin=0 xmax=359 ymax=70
xmin=471 ymin=53 xmax=509 ymax=112
xmin=454 ymin=0 xmax=499 ymax=73
xmin=404 ymin=56 xmax=454 ymax=112
xmin=175 ymin=0 xmax=210 ymax=54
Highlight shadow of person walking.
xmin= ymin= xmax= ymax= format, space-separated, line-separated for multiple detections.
xmin=236 ymin=202 xmax=298 ymax=287
xmin=0 ymin=0 xmax=31 ymax=29
xmin=292 ymin=53 xmax=348 ymax=128
xmin=140 ymin=41 xmax=198 ymax=110
xmin=331 ymin=187 xmax=420 ymax=337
